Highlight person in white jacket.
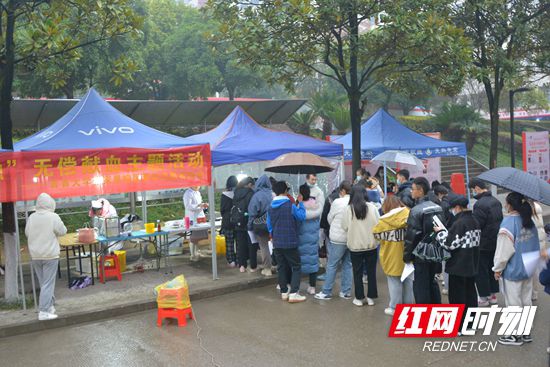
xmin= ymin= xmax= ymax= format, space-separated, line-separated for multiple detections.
xmin=531 ymin=201 xmax=548 ymax=301
xmin=314 ymin=181 xmax=353 ymax=300
xmin=25 ymin=193 xmax=67 ymax=321
xmin=341 ymin=185 xmax=380 ymax=307
xmin=183 ymin=187 xmax=209 ymax=261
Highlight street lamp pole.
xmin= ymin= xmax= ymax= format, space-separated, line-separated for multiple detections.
xmin=509 ymin=87 xmax=530 ymax=167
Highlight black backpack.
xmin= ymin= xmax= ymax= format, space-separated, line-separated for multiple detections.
xmin=229 ymin=203 xmax=247 ymax=228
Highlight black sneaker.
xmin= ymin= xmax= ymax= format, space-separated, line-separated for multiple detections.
xmin=498 ymin=335 xmax=524 ymax=346
xmin=522 ymin=335 xmax=533 ymax=343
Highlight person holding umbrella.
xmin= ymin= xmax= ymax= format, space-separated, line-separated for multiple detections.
xmin=493 ymin=192 xmax=541 ymax=346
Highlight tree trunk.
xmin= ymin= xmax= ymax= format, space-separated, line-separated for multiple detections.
xmin=482 ymin=77 xmax=500 ymax=169
xmin=322 ymin=119 xmax=332 ymax=139
xmin=348 ymin=9 xmax=361 ymax=175
xmin=1 ymin=1 xmax=20 ymax=300
xmin=349 ymin=93 xmax=362 ymax=175
xmin=227 ymin=86 xmax=236 ymax=101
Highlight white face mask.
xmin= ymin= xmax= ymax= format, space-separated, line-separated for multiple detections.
xmin=356 ymin=175 xmax=362 ymax=182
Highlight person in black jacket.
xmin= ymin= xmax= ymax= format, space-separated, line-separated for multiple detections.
xmin=395 ymin=169 xmax=415 ymax=208
xmin=468 ymin=178 xmax=503 ymax=306
xmin=318 ymin=188 xmax=340 ymax=279
xmin=233 ymin=177 xmax=256 ymax=273
xmin=435 ymin=196 xmax=481 ymax=326
xmin=433 ymin=185 xmax=451 ymax=225
xmin=220 ymin=176 xmax=238 ymax=267
xmin=403 ymin=177 xmax=444 ymax=304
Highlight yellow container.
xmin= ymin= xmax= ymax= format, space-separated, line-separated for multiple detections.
xmin=216 ymin=235 xmax=226 ymax=255
xmin=144 ymin=222 xmax=155 ymax=234
xmin=114 ymin=250 xmax=127 ymax=272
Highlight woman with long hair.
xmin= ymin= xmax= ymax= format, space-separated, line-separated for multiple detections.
xmin=220 ymin=176 xmax=238 ymax=267
xmin=373 ymin=195 xmax=412 ymax=315
xmin=493 ymin=192 xmax=541 ymax=346
xmin=341 ymin=185 xmax=380 ymax=306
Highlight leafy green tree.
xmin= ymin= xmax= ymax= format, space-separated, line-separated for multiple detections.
xmin=309 ymin=90 xmax=347 ymax=138
xmin=327 ymin=105 xmax=351 ymax=134
xmin=453 ymin=0 xmax=550 ymax=168
xmin=288 ymin=110 xmax=316 ymax=135
xmin=431 ymin=103 xmax=487 ymax=151
xmin=516 ymin=88 xmax=550 ymax=111
xmin=0 ymin=0 xmax=140 ymax=300
xmin=207 ymin=0 xmax=470 ymax=173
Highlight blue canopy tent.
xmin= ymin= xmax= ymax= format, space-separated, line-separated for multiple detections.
xmin=334 ymin=108 xmax=469 ymax=195
xmin=15 ymin=88 xmax=203 ymax=151
xmin=189 ymin=105 xmax=343 ymax=166
xmin=11 ymin=88 xmax=222 ymax=285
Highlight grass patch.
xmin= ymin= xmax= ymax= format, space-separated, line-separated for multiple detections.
xmin=470 ymin=138 xmax=523 ymax=169
xmin=0 ymin=295 xmax=34 ymax=310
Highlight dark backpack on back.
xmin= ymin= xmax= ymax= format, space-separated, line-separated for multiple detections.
xmin=230 ymin=201 xmax=247 ymax=229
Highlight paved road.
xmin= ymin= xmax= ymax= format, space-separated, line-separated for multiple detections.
xmin=0 ymin=280 xmax=548 ymax=367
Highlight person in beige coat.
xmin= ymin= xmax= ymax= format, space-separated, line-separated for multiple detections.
xmin=341 ymin=185 xmax=380 ymax=306
xmin=25 ymin=193 xmax=67 ymax=321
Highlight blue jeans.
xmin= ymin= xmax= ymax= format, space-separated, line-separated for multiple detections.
xmin=321 ymin=241 xmax=352 ymax=295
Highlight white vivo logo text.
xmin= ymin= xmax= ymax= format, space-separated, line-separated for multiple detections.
xmin=78 ymin=126 xmax=135 ymax=136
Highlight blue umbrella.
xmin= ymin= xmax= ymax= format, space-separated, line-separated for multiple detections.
xmin=477 ymin=167 xmax=550 ymax=206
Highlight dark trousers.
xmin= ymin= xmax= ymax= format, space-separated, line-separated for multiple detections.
xmin=475 ymin=250 xmax=499 ymax=298
xmin=448 ymin=274 xmax=478 ymax=328
xmin=222 ymin=229 xmax=236 ymax=264
xmin=413 ymin=261 xmax=441 ymax=304
xmin=309 ymin=273 xmax=317 ymax=287
xmin=274 ymin=248 xmax=301 ymax=293
xmin=350 ymin=250 xmax=378 ymax=300
xmin=235 ymin=230 xmax=257 ymax=269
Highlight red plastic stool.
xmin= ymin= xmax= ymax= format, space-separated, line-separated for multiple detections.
xmin=99 ymin=254 xmax=122 ymax=283
xmin=157 ymin=307 xmax=194 ymax=327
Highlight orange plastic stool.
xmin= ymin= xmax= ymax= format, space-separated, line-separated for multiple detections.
xmin=157 ymin=307 xmax=194 ymax=327
xmin=99 ymin=254 xmax=122 ymax=283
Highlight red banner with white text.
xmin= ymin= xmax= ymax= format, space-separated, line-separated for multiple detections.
xmin=0 ymin=145 xmax=211 ymax=202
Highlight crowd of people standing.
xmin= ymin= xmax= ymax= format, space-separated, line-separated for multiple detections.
xmin=218 ymin=169 xmax=549 ymax=347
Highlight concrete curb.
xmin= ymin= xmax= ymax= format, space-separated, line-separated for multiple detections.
xmin=0 ymin=275 xmax=278 ymax=339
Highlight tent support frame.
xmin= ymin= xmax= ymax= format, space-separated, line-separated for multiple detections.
xmin=209 ymin=167 xmax=218 ymax=280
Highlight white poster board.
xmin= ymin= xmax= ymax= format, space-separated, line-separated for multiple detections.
xmin=522 ymin=131 xmax=550 ymax=181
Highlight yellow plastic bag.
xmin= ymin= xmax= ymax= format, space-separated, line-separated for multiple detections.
xmin=155 ymin=275 xmax=191 ymax=309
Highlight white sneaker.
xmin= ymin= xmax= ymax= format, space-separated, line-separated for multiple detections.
xmin=306 ymin=286 xmax=316 ymax=295
xmin=366 ymin=297 xmax=375 ymax=306
xmin=261 ymin=268 xmax=273 ymax=277
xmin=276 ymin=284 xmax=281 ymax=290
xmin=38 ymin=312 xmax=58 ymax=321
xmin=339 ymin=292 xmax=351 ymax=299
xmin=48 ymin=306 xmax=56 ymax=315
xmin=384 ymin=307 xmax=395 ymax=316
xmin=531 ymin=291 xmax=538 ymax=301
xmin=288 ymin=292 xmax=306 ymax=303
xmin=362 ymin=275 xmax=368 ymax=284
xmin=352 ymin=298 xmax=364 ymax=307
xmin=281 ymin=291 xmax=290 ymax=301
xmin=314 ymin=292 xmax=332 ymax=300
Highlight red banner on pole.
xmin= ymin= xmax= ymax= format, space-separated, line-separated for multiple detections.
xmin=0 ymin=145 xmax=211 ymax=202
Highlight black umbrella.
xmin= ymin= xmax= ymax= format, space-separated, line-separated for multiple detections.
xmin=477 ymin=167 xmax=550 ymax=206
xmin=264 ymin=152 xmax=335 ymax=174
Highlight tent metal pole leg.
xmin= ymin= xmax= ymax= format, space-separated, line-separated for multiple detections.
xmin=209 ymin=167 xmax=218 ymax=280
xmin=339 ymin=156 xmax=345 ymax=184
xmin=141 ymin=191 xmax=147 ymax=223
xmin=464 ymin=155 xmax=471 ymax=204
xmin=25 ymin=201 xmax=38 ymax=310
xmin=14 ymin=203 xmax=26 ymax=310
xmin=384 ymin=161 xmax=387 ymax=197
